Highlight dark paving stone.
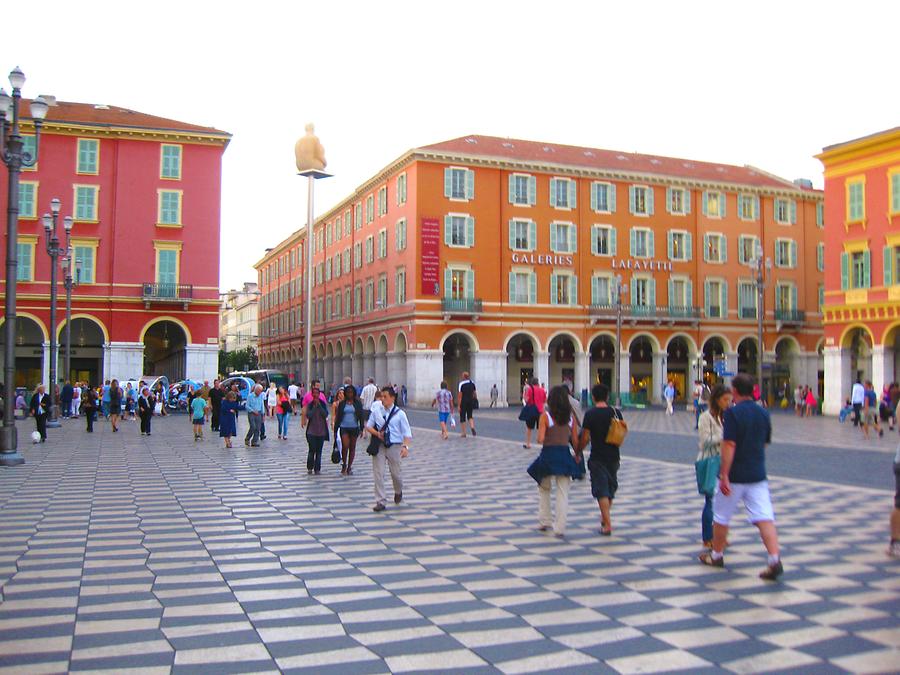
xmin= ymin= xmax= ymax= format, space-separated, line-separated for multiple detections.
xmin=581 ymin=634 xmax=672 ymax=660
xmin=171 ymin=660 xmax=278 ymax=675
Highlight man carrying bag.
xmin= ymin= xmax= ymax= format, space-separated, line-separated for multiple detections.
xmin=366 ymin=386 xmax=412 ymax=512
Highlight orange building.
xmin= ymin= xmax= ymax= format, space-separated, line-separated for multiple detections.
xmin=818 ymin=127 xmax=900 ymax=414
xmin=256 ymin=135 xmax=823 ymax=406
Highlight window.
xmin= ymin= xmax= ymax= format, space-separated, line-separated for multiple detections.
xmin=591 ymin=182 xmax=616 ymax=213
xmin=817 ymin=242 xmax=825 ymax=272
xmin=444 ymin=167 xmax=474 ymax=201
xmin=325 ymin=223 xmax=333 ymax=247
xmin=325 ymin=258 xmax=332 ymax=281
xmin=16 ymin=238 xmax=35 ymax=281
xmin=631 ymin=277 xmax=654 ymax=308
xmin=378 ymin=229 xmax=387 ymax=258
xmin=774 ymin=198 xmax=796 ymax=225
xmin=668 ymin=277 xmax=692 ymax=308
xmin=509 ymin=269 xmax=537 ymax=304
xmin=629 ymin=228 xmax=654 ymax=258
xmin=154 ymin=244 xmax=181 ymax=287
xmin=354 ymin=284 xmax=362 ymax=314
xmin=841 ymin=250 xmax=870 ymax=289
xmin=509 ymin=219 xmax=536 ymax=252
xmin=704 ymin=279 xmax=727 ymax=318
xmin=444 ymin=214 xmax=474 ymax=247
xmin=366 ymin=195 xmax=374 ymax=223
xmin=509 ymin=174 xmax=536 ymax=206
xmin=377 ymin=274 xmax=387 ymax=307
xmin=396 ymin=268 xmax=406 ymax=304
xmin=343 ymin=249 xmax=351 ymax=274
xmin=550 ymin=177 xmax=576 ymax=209
xmin=629 ymin=185 xmax=653 ymax=216
xmin=158 ymin=190 xmax=182 ymax=226
xmin=738 ymin=235 xmax=760 ymax=265
xmin=444 ymin=267 xmax=473 ymax=299
xmin=325 ymin=295 xmax=331 ymax=321
xmin=18 ymin=181 xmax=37 ymax=218
xmin=591 ymin=225 xmax=616 ymax=256
xmin=355 ymin=203 xmax=362 ymax=230
xmin=73 ymin=243 xmax=96 ymax=284
xmin=891 ymin=169 xmax=900 ymax=215
xmin=847 ymin=179 xmax=865 ymax=222
xmin=345 ymin=288 xmax=351 ymax=316
xmin=333 ymin=253 xmax=341 ymax=279
xmin=74 ymin=185 xmax=99 ymax=221
xmin=775 ymin=283 xmax=797 ymax=312
xmin=703 ymin=233 xmax=726 ymax=263
xmin=365 ymin=236 xmax=374 ymax=263
xmin=345 ymin=209 xmax=352 ymax=237
xmin=667 ymin=230 xmax=692 ymax=261
xmin=774 ymin=239 xmax=797 ymax=268
xmin=703 ymin=191 xmax=726 ymax=218
xmin=77 ymin=138 xmax=99 ymax=174
xmin=739 ymin=281 xmax=757 ymax=319
xmin=738 ymin=194 xmax=759 ymax=221
xmin=395 ymin=218 xmax=407 ymax=251
xmin=334 ymin=216 xmax=343 ymax=242
xmin=591 ymin=274 xmax=611 ymax=305
xmin=334 ymin=290 xmax=342 ymax=318
xmin=666 ymin=187 xmax=690 ymax=215
xmin=550 ymin=222 xmax=576 ymax=253
xmin=161 ymin=144 xmax=182 ymax=179
xmin=378 ymin=186 xmax=388 ymax=216
xmin=550 ymin=272 xmax=577 ymax=306
xmin=365 ymin=279 xmax=374 ymax=311
xmin=22 ymin=135 xmax=37 ymax=170
xmin=397 ymin=173 xmax=407 ymax=205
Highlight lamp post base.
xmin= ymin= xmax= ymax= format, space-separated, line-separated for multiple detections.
xmin=0 ymin=425 xmax=24 ymax=466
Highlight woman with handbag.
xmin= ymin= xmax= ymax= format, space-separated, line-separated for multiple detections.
xmin=519 ymin=378 xmax=546 ymax=449
xmin=335 ymin=385 xmax=364 ymax=475
xmin=578 ymin=383 xmax=626 ymax=536
xmin=275 ymin=386 xmax=292 ymax=440
xmin=301 ymin=382 xmax=330 ymax=475
xmin=696 ymin=384 xmax=731 ymax=548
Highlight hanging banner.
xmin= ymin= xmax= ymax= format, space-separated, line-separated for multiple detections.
xmin=421 ymin=217 xmax=440 ymax=295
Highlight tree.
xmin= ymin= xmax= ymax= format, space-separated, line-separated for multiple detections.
xmin=219 ymin=346 xmax=258 ymax=376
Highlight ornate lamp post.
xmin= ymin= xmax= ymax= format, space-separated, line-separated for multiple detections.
xmin=0 ymin=67 xmax=49 ymax=465
xmin=41 ymin=200 xmax=70 ymax=428
xmin=749 ymin=242 xmax=772 ymax=395
xmin=61 ymin=234 xmax=79 ymax=386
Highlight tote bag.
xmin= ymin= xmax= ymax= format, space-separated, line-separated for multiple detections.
xmin=694 ymin=421 xmax=721 ymax=496
xmin=604 ymin=408 xmax=628 ymax=446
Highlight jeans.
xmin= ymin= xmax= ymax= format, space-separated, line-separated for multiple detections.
xmin=245 ymin=413 xmax=261 ymax=445
xmin=852 ymin=403 xmax=862 ymax=426
xmin=101 ymin=401 xmax=110 ymax=417
xmin=701 ymin=494 xmax=714 ymax=543
xmin=276 ymin=413 xmax=289 ymax=437
xmin=306 ymin=435 xmax=324 ymax=472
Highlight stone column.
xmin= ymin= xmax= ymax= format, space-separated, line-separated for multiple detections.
xmin=406 ymin=350 xmax=443 ymax=406
xmin=41 ymin=341 xmax=50 ymax=388
xmin=651 ymin=352 xmax=667 ymax=404
xmin=535 ymin=351 xmax=550 ymax=390
xmin=387 ymin=353 xmax=406 ymax=390
xmin=872 ymin=345 xmax=894 ymax=398
xmin=472 ymin=350 xmax=508 ymax=407
xmin=823 ymin=345 xmax=850 ymax=416
xmin=106 ymin=342 xmax=145 ymax=381
xmin=184 ymin=344 xmax=219 ymax=383
xmin=618 ymin=353 xmax=631 ymax=402
xmin=351 ymin=353 xmax=362 ymax=386
xmin=364 ymin=354 xmax=375 ymax=383
xmin=575 ymin=351 xmax=590 ymax=401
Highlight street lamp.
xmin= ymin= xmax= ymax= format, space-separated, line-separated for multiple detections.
xmin=613 ymin=273 xmax=628 ymax=408
xmin=0 ymin=67 xmax=50 ymax=465
xmin=749 ymin=242 xmax=772 ymax=396
xmin=61 ymin=228 xmax=79 ymax=387
xmin=42 ymin=200 xmax=70 ymax=428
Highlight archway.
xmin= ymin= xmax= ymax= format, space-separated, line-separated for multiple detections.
xmin=842 ymin=327 xmax=872 ymax=386
xmin=702 ymin=336 xmax=727 ymax=386
xmin=506 ymin=333 xmax=538 ymax=404
xmin=143 ymin=320 xmax=188 ymax=380
xmin=392 ymin=333 xmax=408 ymax=397
xmin=442 ymin=332 xmax=473 ymax=393
xmin=364 ymin=336 xmax=376 ymax=384
xmin=589 ymin=334 xmax=615 ymax=391
xmin=548 ymin=333 xmax=578 ymax=394
xmin=666 ymin=336 xmax=691 ymax=402
xmin=774 ymin=336 xmax=801 ymax=401
xmin=0 ymin=315 xmax=46 ymax=390
xmin=325 ymin=343 xmax=335 ymax=392
xmin=376 ymin=334 xmax=389 ymax=388
xmin=59 ymin=316 xmax=106 ymax=385
xmin=629 ymin=336 xmax=654 ymax=404
xmin=737 ymin=337 xmax=758 ymax=377
xmin=352 ymin=337 xmax=364 ymax=385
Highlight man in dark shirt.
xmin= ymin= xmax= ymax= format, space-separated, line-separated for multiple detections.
xmin=209 ymin=380 xmax=224 ymax=432
xmin=578 ymin=383 xmax=621 ymax=536
xmin=457 ymin=372 xmax=477 ymax=438
xmin=699 ymin=373 xmax=782 ymax=581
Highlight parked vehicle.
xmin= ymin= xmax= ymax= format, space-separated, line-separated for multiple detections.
xmin=168 ymin=379 xmax=202 ymax=412
xmin=229 ymin=369 xmax=289 ymax=390
xmin=220 ymin=376 xmax=255 ymax=402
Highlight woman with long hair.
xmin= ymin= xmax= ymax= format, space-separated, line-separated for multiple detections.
xmin=301 ymin=382 xmax=329 ymax=475
xmin=527 ymin=385 xmax=584 ymax=538
xmin=335 ymin=385 xmax=364 ymax=475
xmin=697 ymin=384 xmax=732 ymax=547
xmin=276 ymin=385 xmax=292 ymax=439
xmin=108 ymin=379 xmax=122 ymax=432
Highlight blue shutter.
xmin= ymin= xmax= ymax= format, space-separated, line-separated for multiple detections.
xmin=465 ymin=269 xmax=475 ymax=298
xmin=466 ymin=170 xmax=475 ymax=200
xmin=508 ymin=220 xmax=516 ymax=249
xmin=443 ymin=168 xmax=452 ymax=198
xmin=610 ymin=227 xmax=617 ymax=256
xmin=722 ymin=282 xmax=728 ymax=315
xmin=591 ymin=226 xmax=599 ymax=255
xmin=718 ymin=193 xmax=726 ymax=218
xmin=685 ymin=232 xmax=693 ymax=261
xmin=721 ymin=235 xmax=728 ymax=263
xmin=647 ymin=187 xmax=655 ymax=215
xmin=648 ymin=231 xmax=655 ymax=258
xmin=629 ymin=228 xmax=636 ymax=257
xmin=667 ymin=231 xmax=674 ymax=260
xmin=790 ymin=241 xmax=797 ymax=268
xmin=466 ymin=216 xmax=475 ymax=247
xmin=549 ymin=178 xmax=557 ymax=207
xmin=529 ymin=220 xmax=536 ymax=250
xmin=702 ymin=192 xmax=709 ymax=217
xmin=569 ymin=224 xmax=577 ymax=253
xmin=550 ymin=223 xmax=558 ymax=252
xmin=885 ymin=246 xmax=893 ymax=287
xmin=684 ymin=188 xmax=691 ymax=214
xmin=528 ymin=176 xmax=536 ymax=205
xmin=444 ymin=215 xmax=452 ymax=245
xmin=754 ymin=196 xmax=760 ymax=220
xmin=790 ymin=200 xmax=797 ymax=224
xmin=649 ymin=279 xmax=656 ymax=307
xmin=666 ymin=187 xmax=673 ymax=214
xmin=703 ymin=234 xmax=710 ymax=262
xmin=686 ymin=280 xmax=693 ymax=308
xmin=508 ymin=175 xmax=515 ymax=204
xmin=840 ymin=252 xmax=849 ymax=290
xmin=609 ymin=184 xmax=617 ymax=213
xmin=630 ymin=277 xmax=637 ymax=305
xmin=704 ymin=280 xmax=711 ymax=316
xmin=629 ymin=186 xmax=636 ymax=214
xmin=591 ymin=183 xmax=598 ymax=211
xmin=668 ymin=278 xmax=674 ymax=307
xmin=529 ymin=272 xmax=537 ymax=303
xmin=550 ymin=273 xmax=558 ymax=305
xmin=592 ymin=276 xmax=600 ymax=305
xmin=443 ymin=268 xmax=451 ymax=297
xmin=863 ymin=250 xmax=871 ymax=288
xmin=790 ymin=285 xmax=798 ymax=311
xmin=570 ymin=275 xmax=578 ymax=305
xmin=568 ymin=180 xmax=576 ymax=209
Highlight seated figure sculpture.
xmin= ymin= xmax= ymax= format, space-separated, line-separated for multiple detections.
xmin=295 ymin=123 xmax=327 ymax=172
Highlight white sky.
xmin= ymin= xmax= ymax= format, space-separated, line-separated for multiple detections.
xmin=5 ymin=0 xmax=898 ymax=291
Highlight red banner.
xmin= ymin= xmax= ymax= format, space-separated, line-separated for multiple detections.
xmin=420 ymin=217 xmax=440 ymax=296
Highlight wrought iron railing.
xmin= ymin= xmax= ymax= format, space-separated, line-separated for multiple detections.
xmin=774 ymin=308 xmax=805 ymax=323
xmin=589 ymin=304 xmax=700 ymax=320
xmin=441 ymin=297 xmax=483 ymax=314
xmin=142 ymin=283 xmax=193 ymax=301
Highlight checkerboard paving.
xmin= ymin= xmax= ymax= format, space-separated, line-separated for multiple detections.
xmin=0 ymin=416 xmax=896 ymax=673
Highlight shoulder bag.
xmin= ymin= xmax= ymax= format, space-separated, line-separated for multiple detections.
xmin=604 ymin=407 xmax=628 ymax=446
xmin=366 ymin=405 xmax=400 ymax=456
xmin=694 ymin=417 xmax=721 ymax=496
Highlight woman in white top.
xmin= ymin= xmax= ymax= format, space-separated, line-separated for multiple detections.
xmin=266 ymin=382 xmax=278 ymax=417
xmin=71 ymin=382 xmax=81 ymax=418
xmin=696 ymin=384 xmax=732 ymax=548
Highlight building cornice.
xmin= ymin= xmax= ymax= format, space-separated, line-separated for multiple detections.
xmin=19 ymin=119 xmax=231 ymax=147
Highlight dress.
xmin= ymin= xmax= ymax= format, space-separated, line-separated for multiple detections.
xmin=219 ymin=400 xmax=241 ymax=437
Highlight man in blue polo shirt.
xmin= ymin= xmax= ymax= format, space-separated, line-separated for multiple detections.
xmin=699 ymin=373 xmax=782 ymax=581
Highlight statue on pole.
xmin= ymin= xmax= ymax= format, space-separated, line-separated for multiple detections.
xmin=295 ymin=123 xmax=327 ymax=172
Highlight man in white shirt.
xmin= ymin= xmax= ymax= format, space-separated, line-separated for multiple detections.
xmin=360 ymin=377 xmax=378 ymax=422
xmin=366 ymin=386 xmax=412 ymax=512
xmin=288 ymin=382 xmax=299 ymax=415
xmin=851 ymin=380 xmax=865 ymax=428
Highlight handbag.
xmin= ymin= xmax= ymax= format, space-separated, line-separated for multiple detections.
xmin=694 ymin=419 xmax=721 ymax=496
xmin=604 ymin=408 xmax=628 ymax=446
xmin=331 ymin=446 xmax=341 ymax=464
xmin=518 ymin=386 xmax=539 ymax=423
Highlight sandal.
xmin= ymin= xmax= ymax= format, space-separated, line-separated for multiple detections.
xmin=599 ymin=527 xmax=612 ymax=536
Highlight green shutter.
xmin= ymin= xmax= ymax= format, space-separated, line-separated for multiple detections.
xmin=629 ymin=228 xmax=636 ymax=257
xmin=885 ymin=246 xmax=894 ymax=287
xmin=721 ymin=235 xmax=728 ymax=263
xmin=629 ymin=186 xmax=636 ymax=214
xmin=665 ymin=187 xmax=673 ymax=214
xmin=816 ymin=201 xmax=824 ymax=227
xmin=549 ymin=179 xmax=557 ymax=207
xmin=528 ymin=176 xmax=536 ymax=205
xmin=550 ymin=273 xmax=558 ymax=305
xmin=444 ymin=215 xmax=452 ymax=245
xmin=443 ymin=168 xmax=452 ymax=198
xmin=718 ymin=193 xmax=726 ymax=218
xmin=591 ymin=183 xmax=598 ymax=211
xmin=550 ymin=223 xmax=558 ymax=252
xmin=529 ymin=220 xmax=536 ymax=250
xmin=508 ymin=220 xmax=516 ymax=249
xmin=790 ymin=200 xmax=797 ymax=224
xmin=609 ymin=184 xmax=616 ymax=213
xmin=790 ymin=285 xmax=798 ymax=311
xmin=16 ymin=243 xmax=31 ymax=281
xmin=568 ymin=180 xmax=576 ymax=209
xmin=893 ymin=174 xmax=900 ymax=212
xmin=685 ymin=232 xmax=693 ymax=261
xmin=703 ymin=234 xmax=710 ymax=262
xmin=753 ymin=196 xmax=760 ymax=220
xmin=684 ymin=188 xmax=691 ymax=214
xmin=704 ymin=280 xmax=711 ymax=316
xmin=466 ymin=170 xmax=474 ymax=200
xmin=722 ymin=282 xmax=728 ymax=315
xmin=509 ymin=272 xmax=517 ymax=303
xmin=702 ymin=192 xmax=709 ymax=217
xmin=466 ymin=269 xmax=474 ymax=298
xmin=610 ymin=226 xmax=617 ymax=256
xmin=840 ymin=252 xmax=849 ymax=289
xmin=686 ymin=280 xmax=693 ymax=307
xmin=570 ymin=275 xmax=577 ymax=305
xmin=668 ymin=278 xmax=674 ymax=307
xmin=790 ymin=241 xmax=797 ymax=268
xmin=648 ymin=231 xmax=655 ymax=258
xmin=18 ymin=183 xmax=34 ymax=217
xmin=569 ymin=224 xmax=577 ymax=253
xmin=529 ymin=272 xmax=536 ymax=303
xmin=649 ymin=279 xmax=656 ymax=307
xmin=443 ymin=267 xmax=451 ymax=297
xmin=863 ymin=250 xmax=871 ymax=288
xmin=591 ymin=226 xmax=599 ymax=255
xmin=76 ymin=247 xmax=95 ymax=283
xmin=157 ymin=249 xmax=177 ymax=285
xmin=508 ymin=175 xmax=515 ymax=204
xmin=667 ymin=231 xmax=674 ymax=260
xmin=647 ymin=186 xmax=654 ymax=215
xmin=592 ymin=276 xmax=600 ymax=305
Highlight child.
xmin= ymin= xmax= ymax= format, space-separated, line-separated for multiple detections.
xmin=190 ymin=394 xmax=208 ymax=441
xmin=839 ymin=398 xmax=853 ymax=423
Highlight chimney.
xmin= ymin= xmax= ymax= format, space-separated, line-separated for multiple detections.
xmin=793 ymin=178 xmax=813 ymax=189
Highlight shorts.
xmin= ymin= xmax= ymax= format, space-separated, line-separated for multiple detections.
xmin=340 ymin=427 xmax=360 ymax=439
xmin=865 ymin=410 xmax=878 ymax=425
xmin=894 ymin=462 xmax=900 ymax=509
xmin=713 ymin=480 xmax=775 ymax=525
xmin=459 ymin=400 xmax=475 ymax=422
xmin=589 ymin=460 xmax=619 ymax=500
xmin=192 ymin=417 xmax=205 ymax=426
xmin=438 ymin=411 xmax=450 ymax=424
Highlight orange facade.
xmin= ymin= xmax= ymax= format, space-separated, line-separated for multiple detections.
xmin=257 ymin=136 xmax=823 ymax=406
xmin=818 ymin=127 xmax=900 ymax=413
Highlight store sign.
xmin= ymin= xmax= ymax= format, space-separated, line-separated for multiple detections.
xmin=421 ymin=217 xmax=440 ymax=295
xmin=610 ymin=258 xmax=674 ymax=272
xmin=510 ymin=253 xmax=574 ymax=266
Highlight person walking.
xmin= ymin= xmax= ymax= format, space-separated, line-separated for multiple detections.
xmin=521 ymin=378 xmax=546 ymax=449
xmin=82 ymin=385 xmax=97 ymax=432
xmin=138 ymin=386 xmax=156 ymax=436
xmin=108 ymin=379 xmax=122 ymax=432
xmin=863 ymin=380 xmax=882 ymax=438
xmin=360 ymin=377 xmax=378 ymax=431
xmin=804 ymin=386 xmax=816 ymax=418
xmin=400 ymin=384 xmax=408 ymax=407
xmin=851 ymin=379 xmax=865 ymax=427
xmin=29 ymin=384 xmax=50 ymax=442
xmin=288 ymin=381 xmax=299 ymax=415
xmin=431 ymin=381 xmax=455 ymax=440
xmin=124 ymin=383 xmax=136 ymax=422
xmin=794 ymin=384 xmax=804 ymax=416
xmin=244 ymin=384 xmax=264 ymax=447
xmin=696 ymin=384 xmax=730 ymax=548
xmin=336 ymin=385 xmax=364 ymax=476
xmin=190 ymin=392 xmax=208 ymax=441
xmin=266 ymin=381 xmax=278 ymax=419
xmin=209 ymin=380 xmax=224 ymax=432
xmin=219 ymin=391 xmax=242 ymax=448
xmin=664 ymin=380 xmax=676 ymax=415
xmin=490 ymin=384 xmax=499 ymax=407
xmin=60 ymin=380 xmax=73 ymax=419
xmin=699 ymin=373 xmax=783 ymax=581
xmin=890 ymin=444 xmax=900 ymax=557
xmin=101 ymin=380 xmax=111 ymax=418
xmin=526 ymin=385 xmax=584 ymax=538
xmin=367 ymin=386 xmax=412 ymax=512
xmin=71 ymin=381 xmax=81 ymax=418
xmin=275 ymin=385 xmax=292 ymax=439
xmin=301 ymin=382 xmax=329 ymax=475
xmin=457 ymin=372 xmax=477 ymax=437
xmin=578 ymin=383 xmax=622 ymax=536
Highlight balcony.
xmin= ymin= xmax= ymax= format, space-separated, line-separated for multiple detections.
xmin=589 ymin=304 xmax=700 ymax=325
xmin=441 ymin=297 xmax=483 ymax=320
xmin=739 ymin=306 xmax=758 ymax=320
xmin=142 ymin=282 xmax=193 ymax=310
xmin=775 ymin=308 xmax=805 ymax=324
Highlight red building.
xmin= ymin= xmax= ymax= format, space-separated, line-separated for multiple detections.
xmin=0 ymin=98 xmax=230 ymax=388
